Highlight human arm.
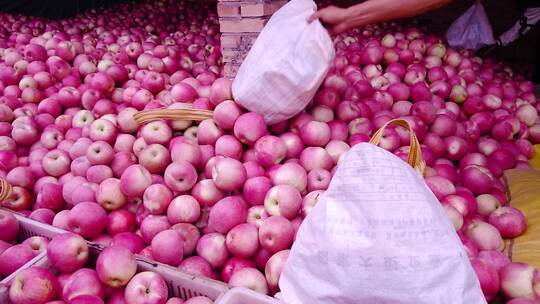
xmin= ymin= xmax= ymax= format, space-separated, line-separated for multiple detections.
xmin=308 ymin=0 xmax=452 ymax=34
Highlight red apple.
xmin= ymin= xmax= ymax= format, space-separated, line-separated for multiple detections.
xmin=68 ymin=202 xmax=108 ymax=239
xmin=265 ymin=250 xmax=290 ymax=293
xmin=9 ymin=267 xmax=59 ymax=304
xmin=171 ymin=223 xmax=201 ymax=257
xmin=96 ymin=178 xmax=127 ymax=211
xmin=0 ymin=244 xmax=35 ymax=276
xmin=196 ymin=233 xmax=229 ymax=269
xmin=259 ymin=216 xmax=294 ymax=253
xmin=63 ymin=268 xmax=105 ymax=302
xmin=0 ymin=209 xmax=18 ymax=242
xmin=124 ymin=272 xmax=168 ymax=304
xmin=96 ymin=246 xmax=137 ymax=288
xmin=225 ymin=223 xmax=259 ymax=259
xmin=47 ymin=233 xmax=89 ymax=273
xmin=229 ymin=268 xmax=268 ymax=295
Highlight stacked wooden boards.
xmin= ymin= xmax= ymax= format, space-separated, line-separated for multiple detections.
xmin=218 ymin=0 xmax=287 ymax=78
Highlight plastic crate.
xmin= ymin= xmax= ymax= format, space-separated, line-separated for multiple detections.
xmin=9 ymin=210 xmax=68 ymax=240
xmin=217 ymin=287 xmax=285 ymax=304
xmin=0 ymin=209 xmax=68 ymax=303
xmin=1 ymin=242 xmax=230 ymax=303
xmin=135 ymin=255 xmax=230 ymax=301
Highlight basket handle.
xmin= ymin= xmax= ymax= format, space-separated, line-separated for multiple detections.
xmin=369 ymin=118 xmax=425 ymax=174
xmin=0 ymin=178 xmax=13 ymax=202
xmin=133 ymin=108 xmax=214 ymax=126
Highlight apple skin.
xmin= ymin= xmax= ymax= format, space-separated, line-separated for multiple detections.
xmin=258 ymin=216 xmax=295 ymax=253
xmin=112 ymin=232 xmax=146 ymax=254
xmin=42 ymin=149 xmax=71 ymax=177
xmin=265 ymin=249 xmax=290 ymax=293
xmin=242 ymin=176 xmax=272 ymax=206
xmin=263 ymin=184 xmax=302 ymax=219
xmin=86 ymin=165 xmax=113 ymax=184
xmin=120 ymin=164 xmax=152 ymax=198
xmin=96 ymin=246 xmax=137 ymax=288
xmin=0 ymin=209 xmax=19 ymax=242
xmin=211 ymin=157 xmax=246 ymax=192
xmin=89 ymin=118 xmax=117 ymax=144
xmin=86 ymin=141 xmax=114 ymax=165
xmin=246 ymin=206 xmax=269 ymax=228
xmin=306 ymin=168 xmax=332 ymax=191
xmin=96 ymin=178 xmax=127 ymax=211
xmin=52 ymin=210 xmax=71 ymax=230
xmin=35 ymin=182 xmax=65 ymax=211
xmin=107 ymin=288 xmax=128 ymax=304
xmin=196 ymin=233 xmax=230 ymax=269
xmin=301 ymin=190 xmax=324 ymax=218
xmin=91 ymin=234 xmax=113 ymax=248
xmin=151 ymin=229 xmax=184 ymax=266
xmin=70 ymin=294 xmax=105 ymax=304
xmin=178 ymin=256 xmax=215 ymax=279
xmin=107 ymin=209 xmax=136 ymax=236
xmin=141 ymin=121 xmax=172 ymax=145
xmin=0 ymin=244 xmax=36 ymax=277
xmin=47 ymin=233 xmax=89 ymax=273
xmin=62 ymin=268 xmax=105 ymax=302
xmin=190 ymin=179 xmax=225 ymax=207
xmin=167 ymin=195 xmax=201 ymax=224
xmin=0 ymin=240 xmax=11 ymax=256
xmin=143 ymin=183 xmax=173 ymax=215
xmin=67 ymin=202 xmax=108 ymax=239
xmin=171 ymin=223 xmax=200 ymax=257
xmin=22 ymin=236 xmax=49 ymax=255
xmin=140 ymin=215 xmax=171 ymax=244
xmin=225 ymin=223 xmax=259 ymax=259
xmin=139 ymin=144 xmax=171 ymax=174
xmin=208 ymin=196 xmax=247 ymax=234
xmin=164 ymin=160 xmax=198 ymax=192
xmin=9 ymin=266 xmax=60 ymax=304
xmin=229 ymin=267 xmax=269 ymax=295
xmin=221 ymin=257 xmax=256 ymax=283
xmin=124 ymin=271 xmax=168 ymax=304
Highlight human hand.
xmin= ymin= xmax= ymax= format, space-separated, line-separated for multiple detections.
xmin=307 ymin=5 xmax=351 ymax=34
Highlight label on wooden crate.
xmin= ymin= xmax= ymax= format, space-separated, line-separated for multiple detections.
xmin=241 ymin=0 xmax=287 ymax=17
xmin=219 ymin=17 xmax=269 ymax=33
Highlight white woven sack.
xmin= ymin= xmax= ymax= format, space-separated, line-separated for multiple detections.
xmin=447 ymin=2 xmax=495 ymax=50
xmin=279 ymin=143 xmax=487 ymax=304
xmin=231 ymin=0 xmax=335 ymax=125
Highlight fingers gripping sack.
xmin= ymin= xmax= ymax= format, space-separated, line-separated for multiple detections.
xmin=232 ymin=0 xmax=335 ymax=125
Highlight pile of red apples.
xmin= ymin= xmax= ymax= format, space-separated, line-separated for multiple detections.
xmin=0 ymin=0 xmax=540 ymax=303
